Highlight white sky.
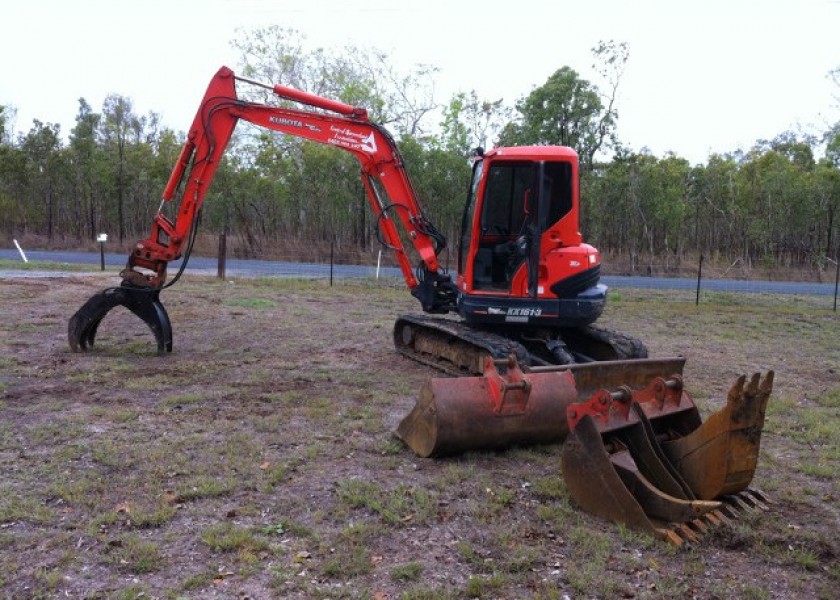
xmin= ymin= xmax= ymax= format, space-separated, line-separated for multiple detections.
xmin=2 ymin=0 xmax=839 ymax=164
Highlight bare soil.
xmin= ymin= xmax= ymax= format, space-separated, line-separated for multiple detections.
xmin=0 ymin=273 xmax=838 ymax=599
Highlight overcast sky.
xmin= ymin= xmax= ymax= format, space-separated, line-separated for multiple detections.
xmin=2 ymin=0 xmax=838 ymax=164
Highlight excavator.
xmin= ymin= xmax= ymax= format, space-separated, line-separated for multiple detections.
xmin=68 ymin=66 xmax=774 ymax=545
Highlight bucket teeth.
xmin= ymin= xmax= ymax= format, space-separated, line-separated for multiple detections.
xmin=68 ymin=286 xmax=172 ymax=355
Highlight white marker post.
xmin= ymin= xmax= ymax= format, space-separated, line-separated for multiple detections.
xmin=376 ymin=249 xmax=382 ymax=279
xmin=13 ymin=239 xmax=28 ymax=263
xmin=97 ymin=233 xmax=108 ymax=271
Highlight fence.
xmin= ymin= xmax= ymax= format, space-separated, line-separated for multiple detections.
xmin=1 ymin=239 xmax=838 ymax=312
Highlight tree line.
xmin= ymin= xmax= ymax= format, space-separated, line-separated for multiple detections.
xmin=1 ymin=28 xmax=838 ymax=276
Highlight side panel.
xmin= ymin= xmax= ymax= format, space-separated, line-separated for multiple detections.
xmin=457 ymin=283 xmax=607 ymax=328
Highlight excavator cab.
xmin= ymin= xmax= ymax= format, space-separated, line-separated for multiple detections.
xmin=456 ymin=147 xmax=607 ymax=330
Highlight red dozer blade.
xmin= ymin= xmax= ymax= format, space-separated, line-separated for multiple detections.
xmin=68 ymin=285 xmax=173 ymax=355
xmin=396 ymin=356 xmax=773 ymax=545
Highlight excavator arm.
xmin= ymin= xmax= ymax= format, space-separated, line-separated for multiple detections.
xmin=69 ymin=66 xmax=457 ymax=353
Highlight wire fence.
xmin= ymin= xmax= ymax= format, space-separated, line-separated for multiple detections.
xmin=2 ymin=239 xmax=839 ymax=312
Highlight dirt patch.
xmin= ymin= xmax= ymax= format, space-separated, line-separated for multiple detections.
xmin=0 ymin=274 xmax=838 ymax=599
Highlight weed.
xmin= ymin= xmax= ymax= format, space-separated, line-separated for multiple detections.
xmin=378 ymin=437 xmax=406 ymax=456
xmin=200 ymin=521 xmax=270 ymax=565
xmin=46 ymin=473 xmax=107 ymax=508
xmin=224 ymin=297 xmax=277 ymax=309
xmin=261 ymin=463 xmax=289 ymax=491
xmin=617 ymin=522 xmax=656 ymax=547
xmin=182 ymin=571 xmax=215 ymax=590
xmin=160 ymin=393 xmax=204 ymax=408
xmin=399 ymin=587 xmax=457 ymax=600
xmin=128 ymin=502 xmax=178 ymax=529
xmin=107 ymin=535 xmax=162 ymax=574
xmin=816 ymin=386 xmax=840 ymax=408
xmin=115 ymin=584 xmax=151 ymax=600
xmin=391 ymin=561 xmax=424 ymax=582
xmin=0 ymin=492 xmax=54 ymax=524
xmin=464 ymin=572 xmax=506 ymax=598
xmin=33 ymin=565 xmax=65 ymax=594
xmin=336 ymin=479 xmax=435 ymax=525
xmin=91 ymin=439 xmax=134 ymax=469
xmin=530 ymin=475 xmax=567 ymax=499
xmin=174 ymin=475 xmax=236 ymax=501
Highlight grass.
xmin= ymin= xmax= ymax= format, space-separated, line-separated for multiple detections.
xmin=0 ymin=276 xmax=837 ymax=597
xmin=106 ymin=535 xmax=162 ymax=574
xmin=391 ymin=561 xmax=424 ymax=582
xmin=0 ymin=258 xmax=94 ymax=272
xmin=199 ymin=521 xmax=270 ymax=555
xmin=336 ymin=479 xmax=436 ymax=525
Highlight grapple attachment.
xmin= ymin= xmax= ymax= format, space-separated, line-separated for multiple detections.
xmin=68 ymin=285 xmax=173 ymax=355
xmin=562 ymin=369 xmax=774 ymax=545
xmin=396 ymin=357 xmax=774 ymax=545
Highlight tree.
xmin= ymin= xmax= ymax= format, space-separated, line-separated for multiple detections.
xmin=100 ymin=94 xmax=137 ymax=242
xmin=232 ymin=26 xmax=437 ymax=138
xmin=69 ymin=98 xmax=101 ymax=240
xmin=20 ymin=120 xmax=67 ymax=240
xmin=438 ymin=91 xmax=509 ymax=156
xmin=499 ymin=66 xmax=608 ymax=170
xmin=499 ymin=41 xmax=627 ymax=170
xmin=0 ymin=104 xmax=16 ymax=145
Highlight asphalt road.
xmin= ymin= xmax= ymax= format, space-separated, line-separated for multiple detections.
xmin=1 ymin=248 xmax=837 ymax=297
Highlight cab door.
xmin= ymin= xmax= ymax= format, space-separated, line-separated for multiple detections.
xmin=463 ymin=160 xmax=535 ymax=294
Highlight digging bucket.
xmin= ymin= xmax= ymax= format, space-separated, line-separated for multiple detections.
xmin=395 ymin=356 xmax=691 ymax=458
xmin=395 ymin=356 xmax=578 ymax=457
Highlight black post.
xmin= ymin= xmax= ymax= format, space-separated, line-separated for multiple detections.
xmin=695 ymin=254 xmax=703 ymax=306
xmin=330 ymin=239 xmax=334 ymax=287
xmin=99 ymin=241 xmax=105 ymax=271
xmin=833 ymin=248 xmax=839 ymax=313
xmin=217 ymin=232 xmax=227 ymax=280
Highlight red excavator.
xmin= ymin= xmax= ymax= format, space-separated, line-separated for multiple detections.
xmin=68 ymin=67 xmax=773 ymax=545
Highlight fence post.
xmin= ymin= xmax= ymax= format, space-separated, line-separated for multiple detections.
xmin=834 ymin=250 xmax=839 ymax=313
xmin=217 ymin=232 xmax=227 ymax=279
xmin=330 ymin=239 xmax=334 ymax=287
xmin=695 ymin=254 xmax=703 ymax=306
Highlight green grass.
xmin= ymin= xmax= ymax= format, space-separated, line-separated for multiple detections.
xmin=336 ymin=479 xmax=436 ymax=525
xmin=106 ymin=535 xmax=162 ymax=574
xmin=199 ymin=522 xmax=270 ymax=555
xmin=0 ymin=258 xmax=94 ymax=271
xmin=391 ymin=561 xmax=424 ymax=582
xmin=1 ymin=277 xmax=837 ymax=597
xmin=0 ymin=492 xmax=54 ymax=524
xmin=223 ymin=297 xmax=277 ymax=309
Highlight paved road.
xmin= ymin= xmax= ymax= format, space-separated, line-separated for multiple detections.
xmin=1 ymin=248 xmax=837 ymax=296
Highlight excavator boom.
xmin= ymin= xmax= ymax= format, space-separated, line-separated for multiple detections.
xmin=69 ymin=67 xmax=457 ymax=353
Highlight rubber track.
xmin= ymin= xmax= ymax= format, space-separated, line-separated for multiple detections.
xmin=394 ymin=314 xmax=530 ymax=376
